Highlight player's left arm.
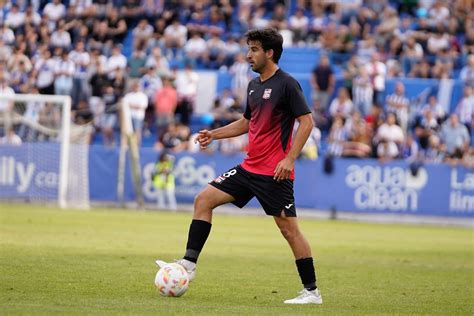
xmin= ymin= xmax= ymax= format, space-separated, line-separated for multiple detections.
xmin=274 ymin=113 xmax=313 ymax=181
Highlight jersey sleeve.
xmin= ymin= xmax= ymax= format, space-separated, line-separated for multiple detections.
xmin=286 ymin=77 xmax=311 ymax=118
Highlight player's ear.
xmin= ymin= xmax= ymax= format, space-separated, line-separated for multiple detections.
xmin=266 ymin=49 xmax=274 ymax=61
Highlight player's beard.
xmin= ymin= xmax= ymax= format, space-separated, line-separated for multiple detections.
xmin=250 ymin=60 xmax=265 ymax=74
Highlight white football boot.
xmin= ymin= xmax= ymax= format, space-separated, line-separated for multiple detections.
xmin=284 ymin=288 xmax=323 ymax=304
xmin=155 ymin=259 xmax=196 ymax=281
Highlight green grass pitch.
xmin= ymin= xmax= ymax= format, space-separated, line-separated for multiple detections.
xmin=1 ymin=203 xmax=473 ymax=315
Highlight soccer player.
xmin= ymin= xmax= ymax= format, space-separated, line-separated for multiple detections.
xmin=157 ymin=28 xmax=322 ymax=304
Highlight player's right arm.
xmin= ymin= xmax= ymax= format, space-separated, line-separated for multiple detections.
xmin=195 ymin=116 xmax=249 ymax=149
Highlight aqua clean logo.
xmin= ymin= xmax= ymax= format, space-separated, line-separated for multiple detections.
xmin=345 ymin=165 xmax=428 ymax=212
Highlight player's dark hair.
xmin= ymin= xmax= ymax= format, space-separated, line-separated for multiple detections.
xmin=245 ymin=28 xmax=283 ymax=64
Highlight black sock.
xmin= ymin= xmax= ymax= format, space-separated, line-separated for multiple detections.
xmin=183 ymin=219 xmax=212 ymax=263
xmin=295 ymin=257 xmax=317 ymax=291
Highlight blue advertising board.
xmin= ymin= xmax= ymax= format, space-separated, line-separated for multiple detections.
xmin=1 ymin=145 xmax=472 ymax=218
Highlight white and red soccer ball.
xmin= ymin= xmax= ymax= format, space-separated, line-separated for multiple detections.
xmin=154 ymin=263 xmax=189 ymax=297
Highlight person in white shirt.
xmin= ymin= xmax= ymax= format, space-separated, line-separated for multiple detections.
xmin=288 ymin=7 xmax=309 ymax=44
xmin=0 ymin=71 xmax=14 ymax=132
xmin=163 ymin=19 xmax=187 ymax=58
xmin=0 ymin=23 xmax=15 ymax=45
xmin=43 ymin=0 xmax=66 ymax=24
xmin=54 ymin=50 xmax=75 ymax=96
xmin=460 ymin=54 xmax=474 ymax=87
xmin=139 ymin=65 xmax=162 ymax=106
xmin=375 ymin=112 xmax=405 ymax=159
xmin=50 ymin=22 xmax=72 ymax=49
xmin=0 ymin=128 xmax=22 ymax=146
xmin=69 ymin=41 xmax=90 ymax=106
xmin=184 ymin=32 xmax=207 ymax=66
xmin=106 ymin=45 xmax=127 ymax=80
xmin=365 ymin=52 xmax=387 ymax=106
xmin=4 ymin=4 xmax=24 ymax=32
xmin=175 ymin=64 xmax=199 ymax=125
xmin=329 ymin=87 xmax=354 ymax=120
xmin=123 ymin=82 xmax=148 ymax=145
xmin=455 ymin=86 xmax=474 ymax=132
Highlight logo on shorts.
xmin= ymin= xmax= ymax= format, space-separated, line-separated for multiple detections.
xmin=214 ymin=168 xmax=237 ymax=184
xmin=262 ymin=89 xmax=272 ymax=99
xmin=249 ymin=90 xmax=254 ymax=95
xmin=284 ymin=203 xmax=293 ymax=209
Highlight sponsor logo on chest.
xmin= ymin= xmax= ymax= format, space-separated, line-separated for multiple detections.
xmin=262 ymin=88 xmax=272 ymax=99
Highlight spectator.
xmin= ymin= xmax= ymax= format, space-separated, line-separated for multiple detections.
xmin=439 ymin=113 xmax=470 ymax=160
xmin=385 ymin=82 xmax=410 ymax=132
xmin=327 ymin=116 xmax=347 ymax=157
xmin=127 ymin=47 xmax=147 ymax=85
xmin=175 ymin=64 xmax=199 ymax=125
xmin=54 ymin=49 xmax=75 ymax=96
xmin=106 ymin=45 xmax=127 ymax=80
xmin=414 ymin=108 xmax=440 ymax=150
xmin=375 ymin=112 xmax=405 ymax=160
xmin=421 ymin=95 xmax=446 ymax=123
xmin=460 ymin=55 xmax=474 ymax=87
xmin=89 ymin=64 xmax=109 ymax=128
xmin=289 ymin=7 xmax=309 ymax=44
xmin=123 ymin=82 xmax=148 ymax=146
xmin=0 ymin=128 xmax=22 ymax=146
xmin=4 ymin=4 xmax=24 ymax=33
xmin=329 ymin=87 xmax=353 ymax=120
xmin=343 ymin=111 xmax=372 ymax=158
xmin=133 ymin=19 xmax=154 ymax=49
xmin=145 ymin=47 xmax=170 ymax=77
xmin=100 ymin=85 xmax=119 ymax=146
xmin=43 ymin=0 xmax=66 ymax=25
xmin=50 ymin=20 xmax=72 ymax=49
xmin=0 ymin=72 xmax=14 ymax=132
xmin=365 ymin=52 xmax=387 ymax=106
xmin=229 ymin=52 xmax=251 ymax=106
xmin=155 ymin=77 xmax=178 ymax=139
xmin=310 ymin=55 xmax=334 ymax=111
xmin=69 ymin=41 xmax=90 ymax=107
xmin=455 ymin=86 xmax=474 ymax=133
xmin=163 ymin=18 xmax=187 ymax=58
xmin=352 ymin=66 xmax=373 ymax=117
xmin=184 ymin=32 xmax=207 ymax=67
xmin=139 ymin=65 xmax=162 ymax=106
xmin=204 ymin=32 xmax=226 ymax=69
xmin=107 ymin=7 xmax=128 ymax=44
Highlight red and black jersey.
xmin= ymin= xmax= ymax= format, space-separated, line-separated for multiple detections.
xmin=242 ymin=69 xmax=311 ymax=180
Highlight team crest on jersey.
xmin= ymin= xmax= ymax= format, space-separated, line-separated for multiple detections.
xmin=262 ymin=88 xmax=272 ymax=99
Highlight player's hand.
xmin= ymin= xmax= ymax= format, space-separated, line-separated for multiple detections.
xmin=274 ymin=156 xmax=295 ymax=181
xmin=194 ymin=129 xmax=213 ymax=149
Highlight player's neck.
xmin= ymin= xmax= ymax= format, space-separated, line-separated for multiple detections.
xmin=259 ymin=64 xmax=279 ymax=82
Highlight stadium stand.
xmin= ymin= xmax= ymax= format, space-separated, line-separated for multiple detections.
xmin=0 ymin=0 xmax=472 ymax=166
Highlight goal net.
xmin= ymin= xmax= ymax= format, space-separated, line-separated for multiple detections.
xmin=0 ymin=93 xmax=90 ymax=209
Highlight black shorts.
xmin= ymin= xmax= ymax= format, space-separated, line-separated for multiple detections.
xmin=209 ymin=165 xmax=297 ymax=217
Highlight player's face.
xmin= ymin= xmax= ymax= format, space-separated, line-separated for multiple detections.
xmin=247 ymin=40 xmax=270 ymax=73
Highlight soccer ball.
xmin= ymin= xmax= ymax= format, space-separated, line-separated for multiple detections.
xmin=154 ymin=263 xmax=189 ymax=297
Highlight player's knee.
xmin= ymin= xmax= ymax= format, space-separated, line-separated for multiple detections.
xmin=279 ymin=226 xmax=298 ymax=241
xmin=194 ymin=191 xmax=212 ymax=212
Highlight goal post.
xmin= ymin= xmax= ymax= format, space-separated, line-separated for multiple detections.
xmin=0 ymin=93 xmax=89 ymax=209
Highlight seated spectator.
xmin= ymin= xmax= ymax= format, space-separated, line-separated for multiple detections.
xmin=133 ymin=19 xmax=154 ymax=49
xmin=375 ymin=112 xmax=405 ymax=160
xmin=385 ymin=81 xmax=409 ymax=132
xmin=420 ymin=95 xmax=446 ymax=125
xmin=99 ymin=85 xmax=118 ymax=146
xmin=329 ymin=87 xmax=353 ymax=120
xmin=327 ymin=116 xmax=347 ymax=157
xmin=0 ymin=128 xmax=22 ymax=146
xmin=50 ymin=20 xmax=72 ymax=49
xmin=414 ymin=108 xmax=440 ymax=150
xmin=43 ymin=0 xmax=66 ymax=25
xmin=0 ymin=23 xmax=15 ymax=45
xmin=157 ymin=122 xmax=190 ymax=153
xmin=423 ymin=135 xmax=445 ymax=163
xmin=455 ymin=86 xmax=474 ymax=133
xmin=163 ymin=19 xmax=187 ymax=58
xmin=204 ymin=32 xmax=226 ymax=69
xmin=127 ymin=48 xmax=147 ymax=83
xmin=400 ymin=134 xmax=419 ymax=162
xmin=439 ymin=113 xmax=470 ymax=160
xmin=289 ymin=7 xmax=309 ymax=44
xmin=460 ymin=55 xmax=474 ymax=87
xmin=145 ymin=47 xmax=170 ymax=77
xmin=184 ymin=32 xmax=207 ymax=67
xmin=5 ymin=4 xmax=25 ymax=33
xmin=106 ymin=45 xmax=127 ymax=80
xmin=342 ymin=111 xmax=372 ymax=158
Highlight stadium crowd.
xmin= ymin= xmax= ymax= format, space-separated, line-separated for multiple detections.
xmin=0 ymin=0 xmax=472 ymax=166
